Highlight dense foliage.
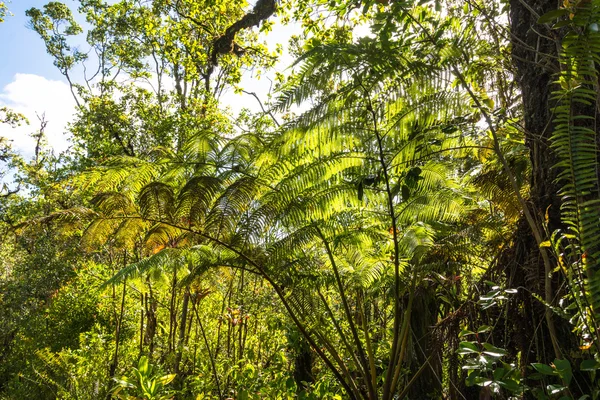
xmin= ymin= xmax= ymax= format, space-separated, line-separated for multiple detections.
xmin=1 ymin=0 xmax=600 ymax=399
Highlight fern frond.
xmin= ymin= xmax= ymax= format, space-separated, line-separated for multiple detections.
xmin=550 ymin=2 xmax=600 ymax=316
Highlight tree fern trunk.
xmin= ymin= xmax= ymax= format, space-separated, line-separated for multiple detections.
xmin=293 ymin=336 xmax=314 ymax=392
xmin=509 ymin=0 xmax=589 ymax=393
xmin=407 ymin=286 xmax=442 ymax=399
xmin=508 ymin=0 xmax=560 ymax=364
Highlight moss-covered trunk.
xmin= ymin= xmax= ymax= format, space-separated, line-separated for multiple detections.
xmin=508 ymin=0 xmax=588 ymax=393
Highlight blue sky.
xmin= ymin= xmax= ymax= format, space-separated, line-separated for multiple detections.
xmin=0 ymin=1 xmax=81 ymax=158
xmin=0 ymin=0 xmax=69 ymax=88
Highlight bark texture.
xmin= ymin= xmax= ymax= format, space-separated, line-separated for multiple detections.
xmin=508 ymin=0 xmax=587 ymax=394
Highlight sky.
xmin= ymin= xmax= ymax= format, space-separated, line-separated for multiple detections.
xmin=0 ymin=0 xmax=68 ymax=86
xmin=0 ymin=0 xmax=303 ymax=162
xmin=0 ymin=0 xmax=79 ymax=158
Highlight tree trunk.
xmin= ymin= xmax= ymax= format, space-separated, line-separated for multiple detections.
xmin=407 ymin=285 xmax=442 ymax=399
xmin=175 ymin=289 xmax=190 ymax=376
xmin=507 ymin=0 xmax=561 ymax=363
xmin=145 ymin=287 xmax=158 ymax=357
xmin=508 ymin=0 xmax=587 ymax=394
xmin=293 ymin=335 xmax=314 ymax=392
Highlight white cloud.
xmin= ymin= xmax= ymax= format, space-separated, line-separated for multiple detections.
xmin=0 ymin=73 xmax=75 ymax=159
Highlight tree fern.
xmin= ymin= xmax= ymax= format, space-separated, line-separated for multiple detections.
xmin=548 ymin=1 xmax=600 ymax=322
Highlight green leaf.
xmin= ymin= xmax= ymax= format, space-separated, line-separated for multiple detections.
xmin=114 ymin=377 xmax=135 ymax=389
xmin=477 ymin=325 xmax=492 ymax=333
xmin=465 ymin=370 xmax=480 ymax=386
xmin=286 ymin=377 xmax=295 ymax=390
xmin=157 ymin=374 xmax=176 ymax=385
xmin=498 ymin=378 xmax=521 ymax=393
xmin=458 ymin=341 xmax=479 ymax=354
xmin=552 ymin=20 xmax=572 ymax=29
xmin=537 ymin=8 xmax=570 ymax=24
xmin=547 ymin=384 xmax=566 ymax=395
xmin=483 ymin=343 xmax=507 ymax=357
xmin=138 ymin=356 xmax=149 ymax=375
xmin=553 ymin=359 xmax=570 ymax=371
xmin=553 ymin=359 xmax=572 ymax=385
xmin=531 ymin=363 xmax=556 ymax=375
xmin=580 ymin=359 xmax=600 ymax=371
xmin=493 ymin=367 xmax=506 ymax=380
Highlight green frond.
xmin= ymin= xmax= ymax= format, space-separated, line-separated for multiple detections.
xmin=139 ymin=182 xmax=176 ymax=221
xmin=91 ymin=192 xmax=136 ymax=215
xmin=204 ymin=176 xmax=260 ymax=238
xmin=549 ymin=2 xmax=600 ymax=315
xmin=112 ymin=217 xmax=147 ymax=249
xmin=78 ymin=156 xmax=161 ymax=194
xmin=144 ymin=223 xmax=186 ymax=251
xmin=102 ymin=247 xmax=184 ymax=287
xmin=266 ymin=225 xmax=319 ymax=264
xmin=175 ymin=175 xmax=224 ymax=226
xmin=15 ymin=207 xmax=97 ymax=236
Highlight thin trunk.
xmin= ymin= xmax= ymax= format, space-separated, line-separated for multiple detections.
xmin=145 ymin=285 xmax=158 ymax=357
xmin=359 ymin=293 xmax=377 ymax=393
xmin=185 ymin=305 xmax=194 ymax=347
xmin=168 ymin=266 xmax=178 ymax=354
xmin=108 ymin=279 xmax=127 ymax=391
xmin=316 ymin=227 xmax=375 ymax=399
xmin=139 ymin=292 xmax=144 ymax=355
xmin=175 ymin=289 xmax=190 ymax=376
xmin=316 ymin=289 xmax=364 ymax=380
xmin=362 ymin=91 xmax=403 ymax=400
